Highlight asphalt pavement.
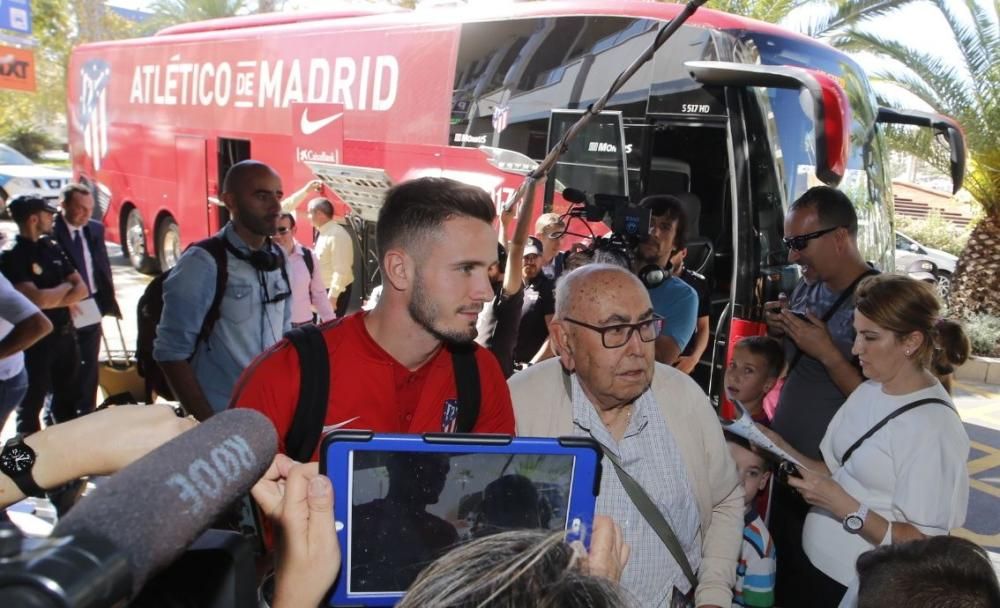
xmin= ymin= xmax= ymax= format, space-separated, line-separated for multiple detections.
xmin=0 ymin=219 xmax=997 ymax=564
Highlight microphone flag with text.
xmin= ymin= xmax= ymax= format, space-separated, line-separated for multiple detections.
xmin=0 ymin=408 xmax=277 ymax=607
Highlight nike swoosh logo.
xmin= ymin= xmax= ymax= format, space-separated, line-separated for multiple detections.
xmin=322 ymin=416 xmax=360 ymax=434
xmin=300 ymin=109 xmax=344 ymax=135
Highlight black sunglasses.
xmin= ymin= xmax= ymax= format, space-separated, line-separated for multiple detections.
xmin=782 ymin=226 xmax=842 ymax=251
xmin=276 ymin=227 xmax=292 ymax=235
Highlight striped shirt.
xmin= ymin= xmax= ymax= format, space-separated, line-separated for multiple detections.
xmin=734 ymin=509 xmax=776 ymax=607
xmin=571 ymin=376 xmax=702 ymax=607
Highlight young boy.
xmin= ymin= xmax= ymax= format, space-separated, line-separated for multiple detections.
xmin=724 ymin=336 xmax=784 ymax=424
xmin=726 ymin=432 xmax=777 ymax=608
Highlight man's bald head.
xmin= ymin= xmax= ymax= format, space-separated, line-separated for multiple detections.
xmin=222 ymin=160 xmax=278 ymax=194
xmin=554 ymin=264 xmax=647 ymax=320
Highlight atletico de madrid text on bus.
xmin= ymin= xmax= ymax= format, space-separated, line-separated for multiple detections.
xmin=128 ymin=56 xmax=399 ymax=111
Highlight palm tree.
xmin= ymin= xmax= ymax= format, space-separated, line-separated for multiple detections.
xmin=710 ymin=0 xmax=919 ymax=37
xmin=835 ymin=0 xmax=1000 ymax=317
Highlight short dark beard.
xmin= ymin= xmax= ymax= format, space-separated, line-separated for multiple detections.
xmin=408 ymin=272 xmax=477 ymax=346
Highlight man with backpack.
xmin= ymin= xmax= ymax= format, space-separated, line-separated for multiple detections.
xmin=231 ymin=177 xmax=514 ymax=461
xmin=151 ymin=160 xmax=292 ymax=420
xmin=274 ymin=212 xmax=335 ymax=326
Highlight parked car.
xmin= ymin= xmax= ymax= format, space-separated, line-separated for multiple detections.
xmin=895 ymin=230 xmax=958 ymax=299
xmin=0 ymin=144 xmax=72 ymax=215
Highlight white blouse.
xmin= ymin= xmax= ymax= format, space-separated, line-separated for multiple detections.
xmin=802 ymin=380 xmax=969 ymax=585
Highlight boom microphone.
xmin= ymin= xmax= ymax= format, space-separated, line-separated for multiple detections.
xmin=0 ymin=409 xmax=278 ymax=607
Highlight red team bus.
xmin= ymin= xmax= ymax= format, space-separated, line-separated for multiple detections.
xmin=67 ymin=1 xmax=964 ymax=397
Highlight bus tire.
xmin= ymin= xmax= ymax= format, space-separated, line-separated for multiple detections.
xmin=123 ymin=207 xmax=158 ymax=275
xmin=156 ymin=217 xmax=181 ymax=272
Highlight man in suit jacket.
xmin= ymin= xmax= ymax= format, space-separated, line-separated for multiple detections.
xmin=55 ymin=183 xmax=122 ymax=415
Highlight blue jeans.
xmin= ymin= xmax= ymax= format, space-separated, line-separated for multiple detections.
xmin=0 ymin=367 xmax=29 ymax=426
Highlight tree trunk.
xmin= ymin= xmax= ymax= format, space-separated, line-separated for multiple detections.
xmin=948 ymin=210 xmax=1000 ymax=318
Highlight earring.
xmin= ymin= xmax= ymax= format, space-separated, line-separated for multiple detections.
xmin=905 ymin=349 xmax=912 ymax=357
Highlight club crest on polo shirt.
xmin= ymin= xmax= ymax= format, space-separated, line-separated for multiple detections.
xmin=441 ymin=399 xmax=459 ymax=433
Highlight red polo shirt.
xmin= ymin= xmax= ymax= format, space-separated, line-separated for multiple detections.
xmin=231 ymin=313 xmax=514 ymax=459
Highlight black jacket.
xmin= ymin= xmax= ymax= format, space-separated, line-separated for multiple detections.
xmin=54 ymin=214 xmax=122 ymax=318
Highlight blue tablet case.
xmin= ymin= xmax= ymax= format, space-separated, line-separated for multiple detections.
xmin=320 ymin=432 xmax=602 ymax=607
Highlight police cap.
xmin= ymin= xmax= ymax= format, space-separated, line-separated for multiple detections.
xmin=8 ymin=194 xmax=59 ymax=224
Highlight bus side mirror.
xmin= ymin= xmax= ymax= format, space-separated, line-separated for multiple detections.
xmin=685 ymin=61 xmax=850 ymax=186
xmin=876 ymin=107 xmax=966 ymax=194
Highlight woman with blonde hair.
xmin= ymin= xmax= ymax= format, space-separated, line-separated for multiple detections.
xmin=761 ymin=274 xmax=971 ymax=606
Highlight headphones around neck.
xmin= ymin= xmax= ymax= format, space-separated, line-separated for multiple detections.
xmin=224 ymin=238 xmax=282 ymax=272
xmin=637 ymin=251 xmax=676 ymax=289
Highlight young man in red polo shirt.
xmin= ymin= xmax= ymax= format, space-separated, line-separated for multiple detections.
xmin=231 ymin=177 xmax=514 ymax=458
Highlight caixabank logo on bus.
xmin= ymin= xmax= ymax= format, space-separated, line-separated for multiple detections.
xmin=292 ymin=102 xmax=344 ymax=168
xmin=79 ymin=59 xmax=111 ymax=170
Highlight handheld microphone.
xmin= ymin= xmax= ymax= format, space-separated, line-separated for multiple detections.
xmin=0 ymin=409 xmax=278 ymax=607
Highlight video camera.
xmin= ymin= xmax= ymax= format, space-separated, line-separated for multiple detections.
xmin=558 ymin=187 xmax=650 ymax=269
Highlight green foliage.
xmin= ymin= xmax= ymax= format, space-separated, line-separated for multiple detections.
xmin=0 ymin=0 xmax=74 ymax=139
xmin=2 ymin=126 xmax=58 ymax=161
xmin=962 ymin=313 xmax=1000 ymax=357
xmin=895 ymin=211 xmax=969 ymax=256
xmin=709 ymin=0 xmax=919 ymax=37
xmin=836 ymin=0 xmax=1000 ymax=216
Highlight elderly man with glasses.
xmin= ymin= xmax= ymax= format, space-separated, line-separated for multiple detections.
xmin=510 ymin=263 xmax=742 ymax=608
xmin=762 ymin=185 xmax=878 ymax=607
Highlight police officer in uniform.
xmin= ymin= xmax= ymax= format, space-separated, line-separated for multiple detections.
xmin=0 ymin=195 xmax=88 ymax=434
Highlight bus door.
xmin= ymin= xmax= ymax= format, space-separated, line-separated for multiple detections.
xmin=686 ymin=61 xmax=852 ymax=414
xmin=173 ymin=135 xmax=210 ymax=268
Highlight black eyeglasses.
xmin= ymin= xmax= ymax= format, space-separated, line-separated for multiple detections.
xmin=563 ymin=315 xmax=664 ymax=349
xmin=782 ymin=226 xmax=843 ymax=251
xmin=276 ymin=227 xmax=292 ymax=235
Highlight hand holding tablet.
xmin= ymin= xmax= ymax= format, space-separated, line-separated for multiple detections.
xmin=320 ymin=432 xmax=604 ymax=606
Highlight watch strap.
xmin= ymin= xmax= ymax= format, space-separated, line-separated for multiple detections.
xmin=845 ymin=504 xmax=869 ymax=532
xmin=2 ymin=435 xmax=45 ymax=498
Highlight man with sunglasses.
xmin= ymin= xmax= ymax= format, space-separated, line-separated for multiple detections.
xmin=510 ymin=264 xmax=743 ymax=608
xmin=154 ymin=160 xmax=292 ymax=420
xmin=274 ymin=212 xmax=335 ymax=326
xmin=763 ymin=185 xmax=876 ymax=606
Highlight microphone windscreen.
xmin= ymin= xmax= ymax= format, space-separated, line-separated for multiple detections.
xmin=53 ymin=408 xmax=278 ymax=597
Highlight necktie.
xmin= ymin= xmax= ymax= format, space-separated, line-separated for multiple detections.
xmin=72 ymin=229 xmax=92 ymax=293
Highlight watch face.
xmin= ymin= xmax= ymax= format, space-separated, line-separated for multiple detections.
xmin=845 ymin=515 xmax=864 ymax=532
xmin=1 ymin=445 xmax=34 ymax=474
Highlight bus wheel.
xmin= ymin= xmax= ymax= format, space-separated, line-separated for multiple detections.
xmin=124 ymin=208 xmax=158 ymax=275
xmin=157 ymin=217 xmax=181 ymax=271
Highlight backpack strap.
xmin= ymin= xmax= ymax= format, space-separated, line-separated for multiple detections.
xmin=302 ymin=247 xmax=315 ymax=278
xmin=450 ymin=344 xmax=480 ymax=433
xmin=191 ymin=236 xmax=229 ymax=346
xmin=284 ymin=322 xmax=333 ymax=461
xmin=840 ymin=397 xmax=952 ymax=466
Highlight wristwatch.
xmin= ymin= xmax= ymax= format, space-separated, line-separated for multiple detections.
xmin=844 ymin=504 xmax=869 ymax=533
xmin=0 ymin=435 xmax=45 ymax=498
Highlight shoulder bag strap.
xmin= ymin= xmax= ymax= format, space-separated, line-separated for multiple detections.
xmin=840 ymin=397 xmax=952 ymax=466
xmin=786 ymin=268 xmax=879 ymax=373
xmin=450 ymin=344 xmax=480 ymax=433
xmin=284 ymin=322 xmax=333 ymax=461
xmin=603 ymin=446 xmax=699 ymax=589
xmin=560 ymin=373 xmax=697 ymax=589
